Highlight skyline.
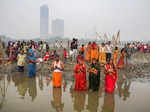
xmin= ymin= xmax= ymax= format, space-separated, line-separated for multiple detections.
xmin=40 ymin=4 xmax=49 ymax=37
xmin=0 ymin=0 xmax=150 ymax=40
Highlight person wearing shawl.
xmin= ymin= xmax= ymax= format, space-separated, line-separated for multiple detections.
xmin=27 ymin=49 xmax=37 ymax=78
xmin=74 ymin=57 xmax=87 ymax=91
xmin=88 ymin=58 xmax=101 ymax=91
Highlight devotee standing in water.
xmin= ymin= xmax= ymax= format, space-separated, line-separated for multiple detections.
xmin=91 ymin=42 xmax=99 ymax=62
xmin=104 ymin=59 xmax=117 ymax=93
xmin=27 ymin=49 xmax=37 ymax=78
xmin=88 ymin=58 xmax=101 ymax=91
xmin=63 ymin=48 xmax=67 ymax=64
xmin=99 ymin=43 xmax=106 ymax=67
xmin=17 ymin=50 xmax=26 ymax=72
xmin=85 ymin=42 xmax=91 ymax=63
xmin=80 ymin=44 xmax=85 ymax=56
xmin=113 ymin=46 xmax=119 ymax=66
xmin=117 ymin=48 xmax=126 ymax=69
xmin=74 ymin=57 xmax=87 ymax=90
xmin=51 ymin=55 xmax=64 ymax=88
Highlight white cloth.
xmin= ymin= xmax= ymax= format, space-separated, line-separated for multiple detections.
xmin=106 ymin=45 xmax=112 ymax=53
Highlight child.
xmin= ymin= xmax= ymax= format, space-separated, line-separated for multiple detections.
xmin=64 ymin=48 xmax=67 ymax=64
xmin=17 ymin=50 xmax=26 ymax=72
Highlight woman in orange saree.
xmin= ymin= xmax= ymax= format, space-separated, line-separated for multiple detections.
xmin=91 ymin=42 xmax=99 ymax=61
xmin=113 ymin=47 xmax=119 ymax=66
xmin=99 ymin=43 xmax=106 ymax=67
xmin=85 ymin=42 xmax=91 ymax=63
xmin=117 ymin=48 xmax=126 ymax=69
xmin=104 ymin=59 xmax=117 ymax=93
xmin=74 ymin=58 xmax=87 ymax=91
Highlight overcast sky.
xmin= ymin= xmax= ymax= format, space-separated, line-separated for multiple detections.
xmin=0 ymin=0 xmax=150 ymax=40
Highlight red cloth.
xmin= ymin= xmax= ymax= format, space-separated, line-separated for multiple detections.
xmin=105 ymin=64 xmax=117 ymax=93
xmin=76 ymin=54 xmax=84 ymax=63
xmin=91 ymin=42 xmax=96 ymax=48
xmin=74 ymin=64 xmax=87 ymax=90
xmin=117 ymin=56 xmax=125 ymax=69
xmin=43 ymin=52 xmax=50 ymax=61
xmin=146 ymin=45 xmax=149 ymax=53
xmin=140 ymin=45 xmax=144 ymax=53
xmin=64 ymin=50 xmax=67 ymax=58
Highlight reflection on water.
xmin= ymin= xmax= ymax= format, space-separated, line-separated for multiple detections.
xmin=51 ymin=88 xmax=64 ymax=112
xmin=0 ymin=73 xmax=150 ymax=112
xmin=102 ymin=93 xmax=115 ymax=112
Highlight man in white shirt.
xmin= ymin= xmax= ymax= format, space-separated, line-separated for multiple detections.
xmin=105 ymin=41 xmax=112 ymax=61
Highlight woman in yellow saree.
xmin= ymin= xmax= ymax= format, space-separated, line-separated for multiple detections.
xmin=99 ymin=43 xmax=106 ymax=67
xmin=113 ymin=47 xmax=119 ymax=66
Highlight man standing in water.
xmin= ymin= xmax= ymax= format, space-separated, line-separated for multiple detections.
xmin=105 ymin=41 xmax=112 ymax=61
xmin=51 ymin=55 xmax=64 ymax=88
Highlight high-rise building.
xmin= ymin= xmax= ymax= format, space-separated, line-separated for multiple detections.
xmin=40 ymin=5 xmax=49 ymax=37
xmin=52 ymin=19 xmax=64 ymax=37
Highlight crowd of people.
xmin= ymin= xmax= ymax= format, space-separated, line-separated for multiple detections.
xmin=0 ymin=38 xmax=150 ymax=94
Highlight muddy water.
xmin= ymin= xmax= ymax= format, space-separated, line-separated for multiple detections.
xmin=0 ymin=73 xmax=150 ymax=112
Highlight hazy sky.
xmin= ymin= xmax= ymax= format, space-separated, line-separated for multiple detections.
xmin=0 ymin=0 xmax=150 ymax=40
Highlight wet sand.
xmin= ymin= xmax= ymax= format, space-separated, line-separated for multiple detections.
xmin=0 ymin=52 xmax=150 ymax=112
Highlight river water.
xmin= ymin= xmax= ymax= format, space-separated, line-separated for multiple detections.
xmin=0 ymin=72 xmax=150 ymax=112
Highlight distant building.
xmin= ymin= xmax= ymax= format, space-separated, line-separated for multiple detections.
xmin=40 ymin=5 xmax=49 ymax=37
xmin=52 ymin=19 xmax=64 ymax=37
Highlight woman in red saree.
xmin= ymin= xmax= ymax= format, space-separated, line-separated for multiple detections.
xmin=117 ymin=48 xmax=126 ymax=69
xmin=74 ymin=58 xmax=87 ymax=91
xmin=104 ymin=59 xmax=117 ymax=93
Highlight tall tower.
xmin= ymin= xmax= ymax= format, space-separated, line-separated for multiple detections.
xmin=52 ymin=19 xmax=64 ymax=37
xmin=40 ymin=5 xmax=49 ymax=37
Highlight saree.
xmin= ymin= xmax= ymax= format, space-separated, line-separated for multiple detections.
xmin=91 ymin=46 xmax=99 ymax=61
xmin=117 ymin=52 xmax=126 ymax=69
xmin=89 ymin=63 xmax=100 ymax=91
xmin=105 ymin=64 xmax=117 ymax=93
xmin=28 ymin=49 xmax=36 ymax=78
xmin=140 ymin=45 xmax=144 ymax=53
xmin=113 ymin=50 xmax=119 ymax=66
xmin=99 ymin=47 xmax=106 ymax=66
xmin=74 ymin=64 xmax=87 ymax=90
xmin=85 ymin=44 xmax=91 ymax=62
